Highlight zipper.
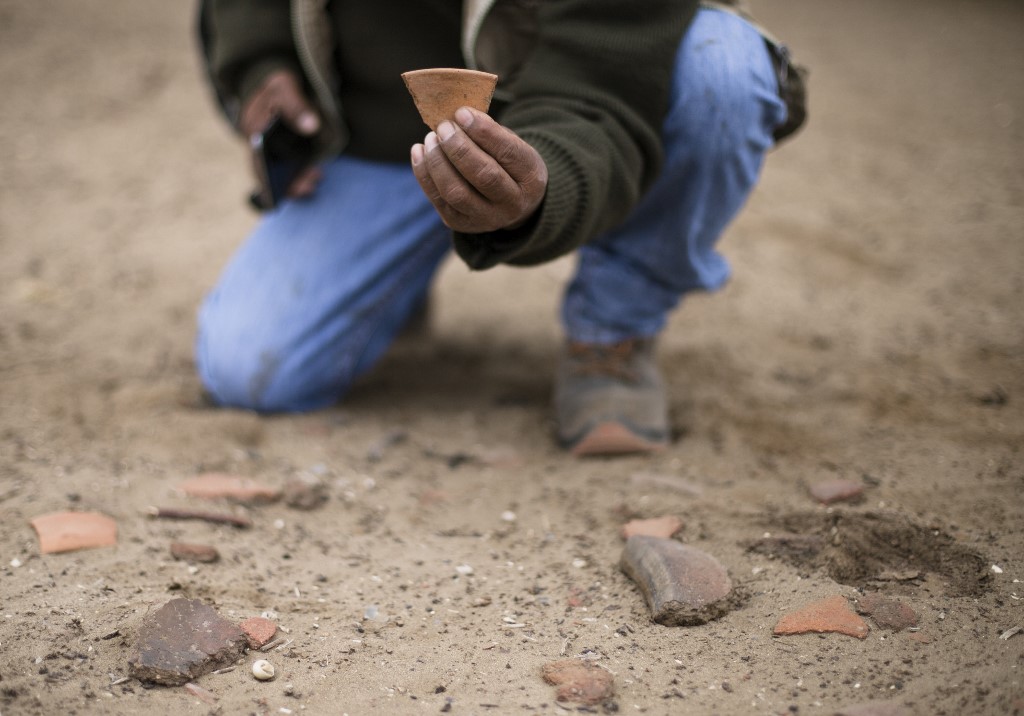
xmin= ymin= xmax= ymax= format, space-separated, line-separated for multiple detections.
xmin=291 ymin=0 xmax=346 ymax=155
xmin=462 ymin=0 xmax=499 ymax=70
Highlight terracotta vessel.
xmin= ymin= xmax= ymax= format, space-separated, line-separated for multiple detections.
xmin=401 ymin=68 xmax=498 ymax=131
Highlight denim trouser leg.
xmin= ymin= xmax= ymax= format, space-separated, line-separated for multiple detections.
xmin=561 ymin=8 xmax=788 ymax=344
xmin=196 ymin=156 xmax=450 ymax=411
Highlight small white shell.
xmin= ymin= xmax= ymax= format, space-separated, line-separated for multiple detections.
xmin=251 ymin=659 xmax=275 ymax=681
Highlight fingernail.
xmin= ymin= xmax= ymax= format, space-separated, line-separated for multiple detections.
xmin=411 ymin=144 xmax=423 ymax=166
xmin=425 ymin=132 xmax=439 ymax=153
xmin=297 ymin=111 xmax=320 ymax=134
xmin=455 ymin=107 xmax=474 ymax=128
xmin=437 ymin=121 xmax=455 ymax=142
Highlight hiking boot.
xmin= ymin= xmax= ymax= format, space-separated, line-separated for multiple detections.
xmin=554 ymin=338 xmax=669 ymax=457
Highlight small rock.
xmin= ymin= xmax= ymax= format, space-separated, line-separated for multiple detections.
xmin=808 ymin=478 xmax=864 ymax=505
xmin=905 ymin=631 xmax=932 ymax=644
xmin=774 ymin=595 xmax=870 ymax=639
xmin=170 ymin=542 xmax=220 ymax=563
xmin=282 ymin=473 xmax=329 ymax=510
xmin=239 ymin=616 xmax=278 ymax=649
xmin=178 ymin=473 xmax=281 ymax=504
xmin=855 ymin=593 xmax=918 ymax=631
xmin=620 ymin=515 xmax=683 ymax=540
xmin=30 ymin=511 xmax=117 ymax=554
xmin=128 ymin=598 xmax=248 ymax=685
xmin=541 ymin=659 xmax=615 ymax=705
xmin=620 ymin=536 xmax=735 ymax=626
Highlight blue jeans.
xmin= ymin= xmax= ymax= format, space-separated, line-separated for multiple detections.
xmin=196 ymin=8 xmax=787 ymax=411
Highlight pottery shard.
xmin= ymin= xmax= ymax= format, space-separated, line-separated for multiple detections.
xmin=774 ymin=595 xmax=870 ymax=639
xmin=239 ymin=616 xmax=278 ymax=649
xmin=170 ymin=542 xmax=220 ymax=563
xmin=30 ymin=511 xmax=117 ymax=554
xmin=620 ymin=536 xmax=734 ymax=626
xmin=808 ymin=478 xmax=864 ymax=505
xmin=541 ymin=659 xmax=615 ymax=705
xmin=620 ymin=515 xmax=683 ymax=540
xmin=128 ymin=598 xmax=247 ymax=685
xmin=401 ymin=68 xmax=498 ymax=131
xmin=855 ymin=593 xmax=918 ymax=631
xmin=178 ymin=473 xmax=281 ymax=504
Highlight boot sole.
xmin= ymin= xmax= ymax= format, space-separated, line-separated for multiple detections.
xmin=570 ymin=421 xmax=667 ymax=457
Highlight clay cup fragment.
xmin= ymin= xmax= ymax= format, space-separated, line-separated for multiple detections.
xmin=401 ymin=68 xmax=498 ymax=131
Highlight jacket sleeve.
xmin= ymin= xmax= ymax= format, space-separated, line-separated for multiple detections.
xmin=452 ymin=0 xmax=699 ymax=270
xmin=202 ymin=0 xmax=302 ymax=121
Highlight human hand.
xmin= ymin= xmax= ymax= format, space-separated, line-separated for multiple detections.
xmin=410 ymin=107 xmax=548 ymax=233
xmin=240 ymin=70 xmax=323 ymax=198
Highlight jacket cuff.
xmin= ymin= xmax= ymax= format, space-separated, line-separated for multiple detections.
xmin=452 ymin=136 xmax=585 ymax=270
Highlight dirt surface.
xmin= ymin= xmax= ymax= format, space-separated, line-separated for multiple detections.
xmin=1 ymin=1 xmax=1022 ymax=714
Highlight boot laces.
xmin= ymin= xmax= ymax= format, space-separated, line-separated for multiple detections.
xmin=567 ymin=339 xmax=643 ymax=383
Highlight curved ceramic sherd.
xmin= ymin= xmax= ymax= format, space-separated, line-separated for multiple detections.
xmin=401 ymin=68 xmax=498 ymax=131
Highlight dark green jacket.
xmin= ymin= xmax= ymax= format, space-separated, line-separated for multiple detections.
xmin=201 ymin=0 xmax=703 ymax=269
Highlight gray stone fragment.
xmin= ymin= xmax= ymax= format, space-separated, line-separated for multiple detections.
xmin=620 ymin=536 xmax=735 ymax=626
xmin=128 ymin=598 xmax=247 ymax=685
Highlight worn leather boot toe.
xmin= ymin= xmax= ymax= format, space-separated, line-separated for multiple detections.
xmin=554 ymin=338 xmax=669 ymax=457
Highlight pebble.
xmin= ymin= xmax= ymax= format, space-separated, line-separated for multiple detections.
xmin=541 ymin=659 xmax=615 ymax=705
xmin=178 ymin=473 xmax=282 ymax=504
xmin=170 ymin=542 xmax=220 ymax=563
xmin=29 ymin=511 xmax=118 ymax=554
xmin=282 ymin=473 xmax=329 ymax=510
xmin=855 ymin=593 xmax=918 ymax=631
xmin=774 ymin=595 xmax=870 ymax=639
xmin=240 ymin=616 xmax=279 ymax=649
xmin=455 ymin=564 xmax=474 ymax=576
xmin=128 ymin=598 xmax=248 ymax=685
xmin=808 ymin=478 xmax=865 ymax=505
xmin=620 ymin=515 xmax=683 ymax=540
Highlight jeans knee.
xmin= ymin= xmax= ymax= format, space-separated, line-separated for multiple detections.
xmin=195 ymin=303 xmax=351 ymax=413
xmin=665 ymin=10 xmax=784 ymax=155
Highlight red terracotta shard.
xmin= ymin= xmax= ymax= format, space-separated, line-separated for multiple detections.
xmin=855 ymin=593 xmax=918 ymax=631
xmin=239 ymin=616 xmax=278 ymax=649
xmin=541 ymin=659 xmax=615 ymax=705
xmin=620 ymin=515 xmax=683 ymax=540
xmin=808 ymin=478 xmax=864 ymax=505
xmin=401 ymin=68 xmax=498 ymax=131
xmin=774 ymin=595 xmax=870 ymax=639
xmin=128 ymin=598 xmax=247 ymax=685
xmin=178 ymin=473 xmax=281 ymax=504
xmin=30 ymin=511 xmax=117 ymax=554
xmin=170 ymin=542 xmax=220 ymax=563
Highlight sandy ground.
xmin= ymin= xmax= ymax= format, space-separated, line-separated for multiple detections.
xmin=1 ymin=1 xmax=1022 ymax=714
